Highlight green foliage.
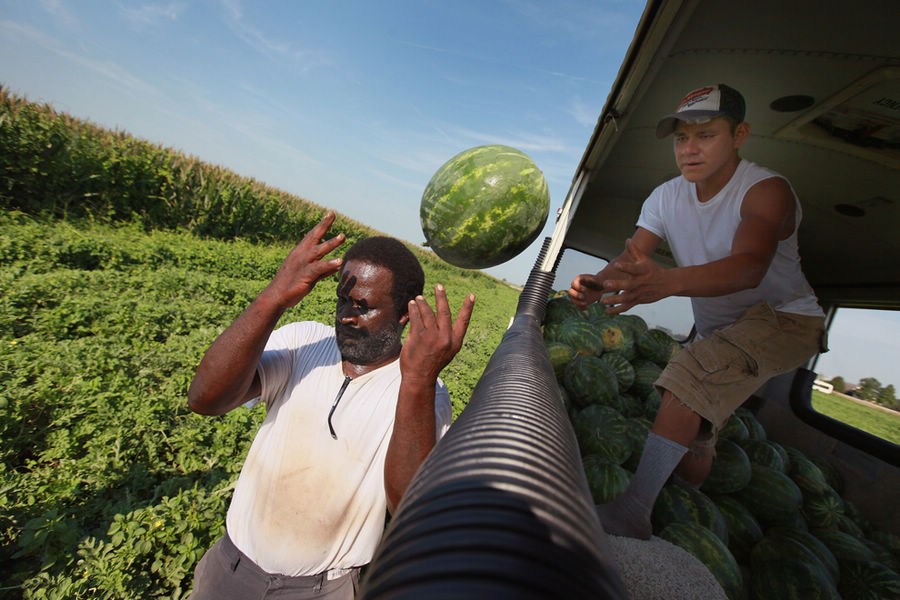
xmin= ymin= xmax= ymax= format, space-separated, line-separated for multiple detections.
xmin=0 ymin=87 xmax=521 ymax=598
xmin=876 ymin=384 xmax=896 ymax=409
xmin=0 ymin=86 xmax=370 ymax=245
xmin=826 ymin=376 xmax=846 ymax=394
xmin=811 ymin=391 xmax=900 ymax=445
xmin=1 ymin=217 xmax=516 ymax=599
xmin=855 ymin=377 xmax=882 ymax=402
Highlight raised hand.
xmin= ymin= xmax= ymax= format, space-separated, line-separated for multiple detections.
xmin=400 ymin=284 xmax=475 ymax=385
xmin=265 ymin=212 xmax=346 ymax=309
xmin=188 ymin=211 xmax=346 ymax=415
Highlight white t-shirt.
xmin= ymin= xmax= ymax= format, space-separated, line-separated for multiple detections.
xmin=637 ymin=159 xmax=823 ymax=337
xmin=225 ymin=321 xmax=452 ymax=576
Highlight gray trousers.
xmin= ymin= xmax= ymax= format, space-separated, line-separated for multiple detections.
xmin=189 ymin=533 xmax=361 ymax=600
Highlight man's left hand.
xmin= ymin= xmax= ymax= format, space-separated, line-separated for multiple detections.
xmin=400 ymin=285 xmax=475 ymax=385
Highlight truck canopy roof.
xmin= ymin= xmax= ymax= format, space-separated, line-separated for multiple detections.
xmin=551 ymin=0 xmax=900 ymax=311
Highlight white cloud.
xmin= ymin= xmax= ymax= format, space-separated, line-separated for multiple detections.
xmin=217 ymin=0 xmax=333 ymax=72
xmin=569 ymin=95 xmax=600 ymax=128
xmin=38 ymin=0 xmax=79 ymax=28
xmin=120 ymin=2 xmax=186 ymax=28
xmin=364 ymin=166 xmax=425 ymax=194
xmin=0 ymin=19 xmax=162 ymax=101
xmin=501 ymin=0 xmax=644 ymax=45
xmin=450 ymin=126 xmax=573 ymax=154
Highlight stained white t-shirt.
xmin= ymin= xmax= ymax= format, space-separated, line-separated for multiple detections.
xmin=225 ymin=321 xmax=452 ymax=576
xmin=637 ymin=159 xmax=823 ymax=337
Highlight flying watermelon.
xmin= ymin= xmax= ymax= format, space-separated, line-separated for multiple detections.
xmin=420 ymin=144 xmax=550 ymax=269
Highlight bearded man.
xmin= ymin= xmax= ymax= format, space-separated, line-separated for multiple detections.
xmin=188 ymin=212 xmax=475 ymax=599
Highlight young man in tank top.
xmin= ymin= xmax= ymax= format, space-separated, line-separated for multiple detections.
xmin=568 ymin=84 xmax=826 ymax=539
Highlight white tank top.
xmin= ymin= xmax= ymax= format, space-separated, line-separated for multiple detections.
xmin=637 ymin=159 xmax=823 ymax=337
xmin=226 ymin=321 xmax=452 ymax=576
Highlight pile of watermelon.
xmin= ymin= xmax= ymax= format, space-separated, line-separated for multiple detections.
xmin=542 ymin=294 xmax=900 ymax=600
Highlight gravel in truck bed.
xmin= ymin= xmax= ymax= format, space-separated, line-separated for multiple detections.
xmin=606 ymin=535 xmax=728 ymax=600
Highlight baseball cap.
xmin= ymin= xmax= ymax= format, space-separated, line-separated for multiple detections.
xmin=655 ymin=84 xmax=746 ymax=138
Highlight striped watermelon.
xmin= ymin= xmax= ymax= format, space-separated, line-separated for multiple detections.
xmin=625 ymin=416 xmax=651 ymax=443
xmin=585 ymin=303 xmax=612 ymax=324
xmin=544 ymin=294 xmax=584 ymax=327
xmin=802 ymin=487 xmax=845 ymax=530
xmin=582 ymin=454 xmax=632 ymax=503
xmin=749 ymin=557 xmax=840 ymax=600
xmin=542 ymin=322 xmax=561 ymax=343
xmin=719 ymin=414 xmax=750 ymax=442
xmin=785 ymin=447 xmax=831 ymax=496
xmin=573 ymin=404 xmax=632 ymax=464
xmin=617 ymin=393 xmax=644 ymax=419
xmin=630 ymin=358 xmax=662 ymax=399
xmin=737 ymin=410 xmax=767 ymax=441
xmin=712 ymin=494 xmax=764 ymax=563
xmin=636 ymin=327 xmax=681 ymax=366
xmin=420 ymin=144 xmax=549 ymax=269
xmin=701 ymin=438 xmax=752 ymax=495
xmin=735 ymin=464 xmax=803 ymax=526
xmin=598 ymin=352 xmax=635 ymax=391
xmin=813 ymin=528 xmax=878 ymax=564
xmin=556 ymin=316 xmax=604 ymax=357
xmin=545 ymin=341 xmax=575 ymax=379
xmin=868 ymin=530 xmax=900 ymax=565
xmin=757 ymin=526 xmax=840 ymax=584
xmin=651 ymin=484 xmax=730 ymax=544
xmin=622 ymin=417 xmax=651 ymax=471
xmin=843 ymin=500 xmax=874 ymax=536
xmin=739 ymin=439 xmax=787 ymax=472
xmin=643 ymin=387 xmax=662 ymax=420
xmin=563 ymin=355 xmax=619 ymax=408
xmin=595 ymin=321 xmax=634 ymax=356
xmin=837 ymin=560 xmax=900 ymax=600
xmin=659 ymin=521 xmax=744 ymax=600
xmin=752 ymin=531 xmax=838 ymax=589
xmin=836 ymin=513 xmax=867 ymax=538
xmin=618 ymin=313 xmax=649 ymax=337
xmin=810 ymin=456 xmax=844 ymax=495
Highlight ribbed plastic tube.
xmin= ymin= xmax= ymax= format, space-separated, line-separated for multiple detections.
xmin=359 ymin=241 xmax=627 ymax=599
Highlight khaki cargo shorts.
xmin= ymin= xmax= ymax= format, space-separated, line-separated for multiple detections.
xmin=655 ymin=302 xmax=826 ymax=455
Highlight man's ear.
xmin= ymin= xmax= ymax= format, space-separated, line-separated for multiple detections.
xmin=399 ymin=310 xmax=410 ymax=327
xmin=734 ymin=122 xmax=751 ymax=147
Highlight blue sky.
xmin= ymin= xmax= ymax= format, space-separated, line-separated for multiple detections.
xmin=0 ymin=0 xmax=645 ymax=285
xmin=1 ymin=1 xmax=898 ymax=392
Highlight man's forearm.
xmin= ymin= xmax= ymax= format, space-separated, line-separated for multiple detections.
xmin=665 ymin=252 xmax=768 ymax=299
xmin=187 ymin=291 xmax=286 ymax=415
xmin=383 ymin=379 xmax=438 ymax=513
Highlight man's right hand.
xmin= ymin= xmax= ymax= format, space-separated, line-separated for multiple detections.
xmin=263 ymin=211 xmax=347 ymax=310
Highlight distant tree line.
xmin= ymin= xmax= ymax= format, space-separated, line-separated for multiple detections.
xmin=825 ymin=375 xmax=898 ymax=411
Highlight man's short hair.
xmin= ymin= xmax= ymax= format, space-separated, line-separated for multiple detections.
xmin=342 ymin=236 xmax=425 ymax=316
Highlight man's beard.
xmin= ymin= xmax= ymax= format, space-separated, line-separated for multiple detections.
xmin=335 ymin=323 xmax=403 ymax=365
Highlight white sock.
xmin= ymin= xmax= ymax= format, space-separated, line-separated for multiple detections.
xmin=627 ymin=433 xmax=689 ymax=508
xmin=596 ymin=432 xmax=688 ymax=539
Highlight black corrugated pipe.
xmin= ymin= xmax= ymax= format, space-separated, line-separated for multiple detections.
xmin=359 ymin=239 xmax=627 ymax=599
